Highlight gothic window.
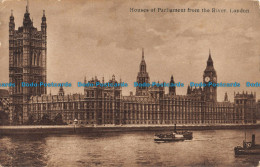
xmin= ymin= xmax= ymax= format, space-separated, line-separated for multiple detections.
xmin=74 ymin=112 xmax=78 ymax=119
xmin=14 ymin=51 xmax=17 ymax=66
xmin=37 ymin=52 xmax=40 ymax=66
xmin=43 ymin=104 xmax=46 ymax=110
xmin=34 ymin=53 xmax=36 ymax=66
xmin=17 ymin=52 xmax=20 ymax=66
xmin=48 ymin=103 xmax=51 ymax=110
xmin=69 ymin=103 xmax=73 ymax=109
xmin=80 ymin=102 xmax=84 ymax=109
xmin=80 ymin=113 xmax=84 ymax=120
xmin=58 ymin=103 xmax=62 ymax=109
xmin=53 ymin=103 xmax=57 ymax=109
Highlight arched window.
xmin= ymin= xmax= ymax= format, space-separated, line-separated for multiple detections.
xmin=37 ymin=52 xmax=41 ymax=66
xmin=34 ymin=54 xmax=36 ymax=66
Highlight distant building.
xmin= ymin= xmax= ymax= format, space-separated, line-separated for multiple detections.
xmin=8 ymin=5 xmax=257 ymax=125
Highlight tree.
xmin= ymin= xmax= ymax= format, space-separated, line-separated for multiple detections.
xmin=0 ymin=110 xmax=9 ymax=125
xmin=26 ymin=115 xmax=34 ymax=125
xmin=40 ymin=114 xmax=53 ymax=125
xmin=54 ymin=113 xmax=65 ymax=125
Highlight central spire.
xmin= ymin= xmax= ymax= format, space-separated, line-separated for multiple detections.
xmin=140 ymin=48 xmax=146 ymax=72
xmin=136 ymin=48 xmax=150 ymax=96
xmin=23 ymin=0 xmax=31 ymax=26
xmin=26 ymin=0 xmax=29 ymax=13
xmin=142 ymin=48 xmax=144 ymax=60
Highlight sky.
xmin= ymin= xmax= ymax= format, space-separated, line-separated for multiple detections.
xmin=0 ymin=0 xmax=260 ymax=101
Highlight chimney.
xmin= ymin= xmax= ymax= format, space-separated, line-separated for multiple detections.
xmin=252 ymin=134 xmax=255 ymax=146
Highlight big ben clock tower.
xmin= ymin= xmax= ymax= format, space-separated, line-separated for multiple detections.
xmin=203 ymin=50 xmax=217 ymax=102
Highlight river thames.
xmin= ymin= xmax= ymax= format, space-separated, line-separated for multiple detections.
xmin=0 ymin=129 xmax=259 ymax=167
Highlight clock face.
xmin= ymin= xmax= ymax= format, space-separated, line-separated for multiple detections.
xmin=213 ymin=77 xmax=217 ymax=82
xmin=205 ymin=77 xmax=210 ymax=82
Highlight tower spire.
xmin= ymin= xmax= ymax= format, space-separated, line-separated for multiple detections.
xmin=26 ymin=0 xmax=29 ymax=13
xmin=208 ymin=49 xmax=212 ymax=61
xmin=10 ymin=9 xmax=14 ymax=22
xmin=142 ymin=48 xmax=144 ymax=59
xmin=136 ymin=48 xmax=150 ymax=96
xmin=207 ymin=49 xmax=213 ymax=67
xmin=58 ymin=85 xmax=64 ymax=96
xmin=169 ymin=75 xmax=176 ymax=96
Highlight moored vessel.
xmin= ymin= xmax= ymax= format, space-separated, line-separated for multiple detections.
xmin=234 ymin=134 xmax=260 ymax=155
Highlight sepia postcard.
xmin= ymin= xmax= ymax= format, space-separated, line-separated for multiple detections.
xmin=0 ymin=0 xmax=260 ymax=166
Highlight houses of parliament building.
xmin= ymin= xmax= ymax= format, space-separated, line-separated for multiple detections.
xmin=7 ymin=6 xmax=257 ymax=125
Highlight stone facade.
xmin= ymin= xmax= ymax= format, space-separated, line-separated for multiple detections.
xmin=9 ymin=6 xmax=47 ymax=124
xmin=24 ymin=52 xmax=256 ymax=125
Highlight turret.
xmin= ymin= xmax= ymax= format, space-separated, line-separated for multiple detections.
xmin=84 ymin=76 xmax=87 ymax=84
xmin=9 ymin=10 xmax=15 ymax=31
xmin=9 ymin=9 xmax=15 ymax=62
xmin=224 ymin=92 xmax=229 ymax=102
xmin=23 ymin=2 xmax=32 ymax=27
xmin=187 ymin=85 xmax=191 ymax=95
xmin=41 ymin=10 xmax=47 ymax=95
xmin=58 ymin=85 xmax=65 ymax=96
xmin=41 ymin=10 xmax=47 ymax=48
xmin=169 ymin=75 xmax=176 ymax=96
xmin=41 ymin=10 xmax=47 ymax=33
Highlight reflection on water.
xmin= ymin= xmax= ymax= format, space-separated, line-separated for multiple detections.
xmin=0 ymin=134 xmax=48 ymax=167
xmin=0 ymin=129 xmax=260 ymax=167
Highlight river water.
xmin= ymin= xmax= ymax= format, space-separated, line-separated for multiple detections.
xmin=0 ymin=129 xmax=260 ymax=167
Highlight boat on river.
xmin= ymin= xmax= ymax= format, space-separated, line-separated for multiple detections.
xmin=234 ymin=134 xmax=260 ymax=155
xmin=154 ymin=131 xmax=192 ymax=142
xmin=154 ymin=124 xmax=193 ymax=142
